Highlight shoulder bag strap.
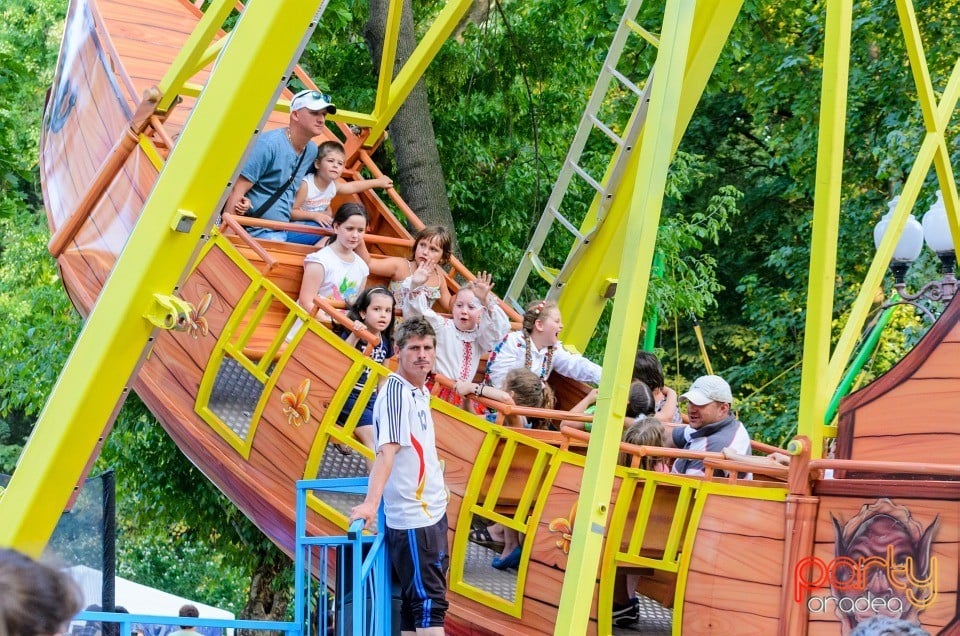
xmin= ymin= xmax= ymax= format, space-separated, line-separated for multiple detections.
xmin=248 ymin=147 xmax=308 ymax=219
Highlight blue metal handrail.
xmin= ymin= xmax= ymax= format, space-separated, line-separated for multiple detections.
xmin=295 ymin=477 xmax=390 ymax=636
xmin=73 ymin=477 xmax=389 ymax=636
xmin=72 ymin=611 xmax=297 ymax=635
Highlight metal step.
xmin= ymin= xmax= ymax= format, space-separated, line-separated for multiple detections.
xmin=504 ymin=0 xmax=658 ymax=310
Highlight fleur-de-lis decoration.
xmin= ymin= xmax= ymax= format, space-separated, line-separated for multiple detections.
xmin=185 ymin=292 xmax=212 ymax=339
xmin=281 ymin=379 xmax=311 ymax=427
xmin=548 ymin=501 xmax=578 ymax=554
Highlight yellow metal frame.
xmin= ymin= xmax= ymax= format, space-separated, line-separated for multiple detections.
xmin=0 ymin=0 xmax=323 ymax=555
xmin=449 ymin=420 xmax=564 ymax=617
xmin=154 ymin=0 xmax=476 ymax=147
xmin=556 ymin=0 xmax=711 ymax=631
xmin=597 ymin=469 xmax=699 ymax=634
xmin=557 ymin=0 xmax=745 ymax=350
xmin=797 ymin=0 xmax=960 ymax=458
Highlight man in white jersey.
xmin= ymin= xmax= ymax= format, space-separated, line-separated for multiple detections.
xmin=350 ymin=317 xmax=448 ymax=634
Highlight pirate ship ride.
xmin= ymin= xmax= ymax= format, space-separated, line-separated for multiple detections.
xmin=2 ymin=0 xmax=960 ymax=633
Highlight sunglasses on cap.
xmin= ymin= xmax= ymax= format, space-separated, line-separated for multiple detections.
xmin=293 ymin=89 xmax=332 ymax=103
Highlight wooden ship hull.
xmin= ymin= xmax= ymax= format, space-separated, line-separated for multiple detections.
xmin=35 ymin=0 xmax=960 ymax=634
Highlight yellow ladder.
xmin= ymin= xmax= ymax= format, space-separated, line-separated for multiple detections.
xmin=503 ymin=0 xmax=658 ymax=309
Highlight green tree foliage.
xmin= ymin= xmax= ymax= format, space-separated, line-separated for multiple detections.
xmin=0 ymin=1 xmax=64 ymax=217
xmin=678 ymin=0 xmax=960 ymax=443
xmin=0 ymin=217 xmax=79 ymax=470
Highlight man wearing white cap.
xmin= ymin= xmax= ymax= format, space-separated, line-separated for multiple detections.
xmin=226 ymin=89 xmax=336 ymax=244
xmin=667 ymin=374 xmax=751 ymax=476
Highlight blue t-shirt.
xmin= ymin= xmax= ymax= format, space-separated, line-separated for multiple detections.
xmin=240 ymin=128 xmax=318 ymax=223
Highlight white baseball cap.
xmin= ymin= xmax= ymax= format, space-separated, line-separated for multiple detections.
xmin=291 ymin=89 xmax=337 ymax=114
xmin=680 ymin=375 xmax=733 ymax=406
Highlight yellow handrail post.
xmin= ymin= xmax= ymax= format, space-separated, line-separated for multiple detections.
xmin=555 ymin=0 xmax=697 ymax=631
xmin=796 ymin=0 xmax=853 ymax=460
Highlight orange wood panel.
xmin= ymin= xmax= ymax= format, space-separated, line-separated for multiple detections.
xmin=686 ymin=530 xmax=785 ymax=587
xmin=681 ymin=599 xmax=780 ymax=634
xmin=695 ymin=494 xmax=786 ymax=540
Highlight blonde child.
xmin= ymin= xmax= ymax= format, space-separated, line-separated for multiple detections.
xmin=403 ymin=271 xmax=509 ymax=411
xmin=292 ymin=140 xmax=393 ymax=229
xmin=297 ymin=203 xmax=370 ymax=314
xmin=360 ymin=225 xmax=452 ymax=311
xmin=485 ymin=299 xmax=601 ymax=390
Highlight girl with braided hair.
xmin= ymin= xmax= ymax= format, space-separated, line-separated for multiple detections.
xmin=484 ymin=299 xmax=601 ymax=390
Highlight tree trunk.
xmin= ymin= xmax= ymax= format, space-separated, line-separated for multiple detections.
xmin=364 ymin=0 xmax=460 ymax=255
xmin=238 ymin=547 xmax=292 ymax=636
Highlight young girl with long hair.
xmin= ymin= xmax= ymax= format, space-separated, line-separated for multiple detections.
xmin=297 ymin=203 xmax=370 ymax=313
xmin=337 ymin=286 xmax=396 ymax=451
xmin=402 ymin=271 xmax=509 ymax=411
xmin=632 ymin=350 xmax=681 ymax=424
xmin=359 ymin=225 xmax=452 ymax=311
xmin=485 ymin=299 xmax=601 ymax=390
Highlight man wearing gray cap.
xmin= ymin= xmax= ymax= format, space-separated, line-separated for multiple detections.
xmin=667 ymin=374 xmax=751 ymax=476
xmin=226 ymin=89 xmax=336 ymax=244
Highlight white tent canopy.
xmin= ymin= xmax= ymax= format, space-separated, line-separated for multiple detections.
xmin=66 ymin=565 xmax=235 ymax=635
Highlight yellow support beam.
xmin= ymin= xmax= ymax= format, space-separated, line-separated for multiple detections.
xmin=0 ymin=0 xmax=321 ymax=556
xmin=366 ymin=0 xmax=475 ymax=142
xmin=156 ymin=0 xmax=236 ymax=113
xmin=557 ymin=0 xmax=744 ymax=351
xmin=819 ymin=0 xmax=960 ymax=429
xmin=555 ymin=0 xmax=700 ymax=631
xmin=797 ymin=0 xmax=853 ymax=459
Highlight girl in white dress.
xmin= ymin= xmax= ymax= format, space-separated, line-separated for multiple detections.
xmin=485 ymin=299 xmax=602 ymax=390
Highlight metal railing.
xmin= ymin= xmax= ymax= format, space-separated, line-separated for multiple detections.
xmin=295 ymin=478 xmax=391 ymax=636
xmin=72 ymin=478 xmax=390 ymax=636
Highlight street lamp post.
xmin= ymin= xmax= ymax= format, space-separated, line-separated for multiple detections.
xmin=874 ymin=190 xmax=958 ymax=321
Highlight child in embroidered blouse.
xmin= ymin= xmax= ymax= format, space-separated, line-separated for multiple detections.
xmin=337 ymin=286 xmax=396 ymax=452
xmin=292 ymin=140 xmax=393 ymax=228
xmin=403 ymin=271 xmax=509 ymax=411
xmin=358 ymin=225 xmax=452 ymax=312
xmin=297 ymin=203 xmax=370 ymax=316
xmin=485 ymin=299 xmax=602 ymax=390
